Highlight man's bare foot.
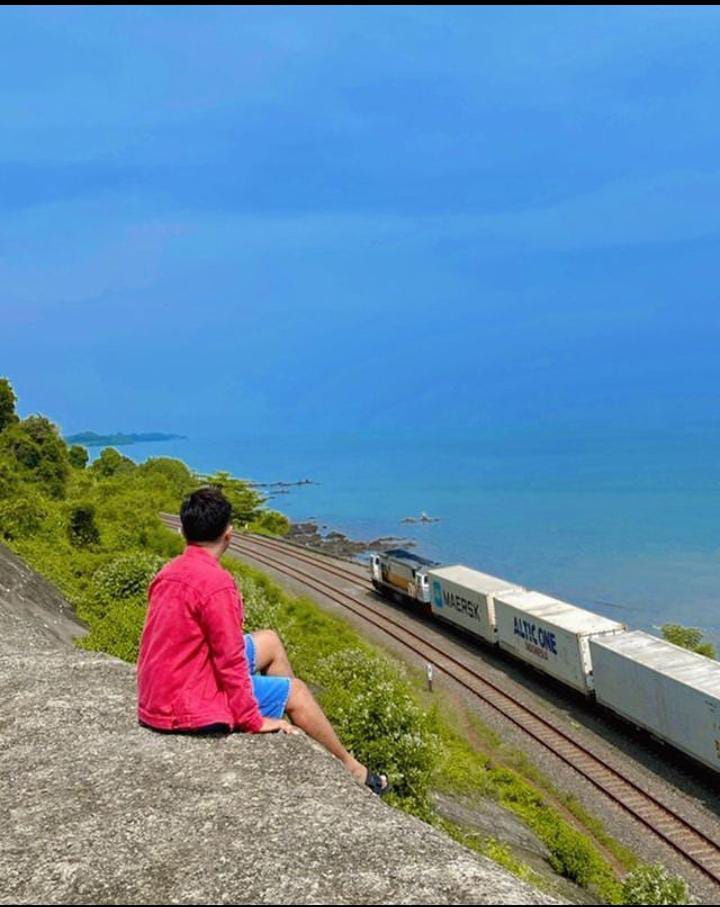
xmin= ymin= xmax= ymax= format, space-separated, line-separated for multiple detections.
xmin=346 ymin=757 xmax=368 ymax=784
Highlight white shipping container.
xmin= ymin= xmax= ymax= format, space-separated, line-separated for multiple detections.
xmin=494 ymin=590 xmax=625 ymax=693
xmin=427 ymin=565 xmax=523 ymax=644
xmin=590 ymin=631 xmax=720 ymax=772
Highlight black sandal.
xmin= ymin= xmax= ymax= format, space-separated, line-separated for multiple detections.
xmin=365 ymin=770 xmax=390 ymax=797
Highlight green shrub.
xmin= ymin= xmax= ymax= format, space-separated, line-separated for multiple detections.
xmin=316 ymin=648 xmax=439 ymax=817
xmin=67 ymin=503 xmax=100 ymax=548
xmin=77 ymin=594 xmax=148 ymax=663
xmin=248 ymin=509 xmax=291 ymax=536
xmin=542 ymin=820 xmax=615 ymax=892
xmin=74 ymin=552 xmax=166 ymax=658
xmin=235 ymin=574 xmax=285 ymax=634
xmin=93 ymin=551 xmax=165 ymax=602
xmin=621 ymin=864 xmax=691 ymax=905
xmin=0 ymin=491 xmax=48 ymax=540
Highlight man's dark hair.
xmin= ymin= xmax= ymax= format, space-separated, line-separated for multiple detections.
xmin=180 ymin=487 xmax=232 ymax=542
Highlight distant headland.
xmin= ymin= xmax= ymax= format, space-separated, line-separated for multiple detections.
xmin=65 ymin=432 xmax=186 ymax=448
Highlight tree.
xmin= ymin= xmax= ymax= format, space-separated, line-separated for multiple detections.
xmin=202 ymin=471 xmax=264 ymax=527
xmin=89 ymin=447 xmax=136 ymax=478
xmin=137 ymin=457 xmax=194 ymax=498
xmin=0 ymin=414 xmax=70 ymax=498
xmin=68 ymin=445 xmax=89 ymax=470
xmin=0 ymin=378 xmax=19 ymax=433
xmin=661 ymin=624 xmax=716 ymax=660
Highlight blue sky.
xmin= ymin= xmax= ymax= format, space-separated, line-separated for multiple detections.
xmin=2 ymin=6 xmax=720 ymax=436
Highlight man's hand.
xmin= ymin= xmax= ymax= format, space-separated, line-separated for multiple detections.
xmin=258 ymin=717 xmax=300 ymax=735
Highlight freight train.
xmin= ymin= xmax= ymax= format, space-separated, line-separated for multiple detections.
xmin=370 ymin=549 xmax=720 ymax=774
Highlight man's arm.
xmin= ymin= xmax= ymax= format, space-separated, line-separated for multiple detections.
xmin=197 ymin=585 xmax=264 ymax=733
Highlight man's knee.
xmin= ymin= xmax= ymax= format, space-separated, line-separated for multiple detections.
xmin=260 ymin=628 xmax=284 ymax=656
xmin=287 ymin=677 xmax=310 ymax=709
xmin=252 ymin=628 xmax=282 ymax=660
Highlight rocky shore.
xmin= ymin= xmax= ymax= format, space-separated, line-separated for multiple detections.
xmin=286 ymin=521 xmax=416 ymax=560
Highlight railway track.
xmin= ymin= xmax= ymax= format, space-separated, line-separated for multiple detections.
xmin=161 ymin=514 xmax=720 ymax=888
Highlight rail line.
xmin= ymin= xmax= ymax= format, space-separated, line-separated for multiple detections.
xmin=161 ymin=515 xmax=720 ymax=886
xmin=243 ymin=528 xmax=374 ymax=584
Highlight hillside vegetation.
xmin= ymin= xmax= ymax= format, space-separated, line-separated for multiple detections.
xmin=0 ymin=378 xmax=288 ymax=655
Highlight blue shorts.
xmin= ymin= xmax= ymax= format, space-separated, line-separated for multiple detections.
xmin=244 ymin=634 xmax=291 ymax=720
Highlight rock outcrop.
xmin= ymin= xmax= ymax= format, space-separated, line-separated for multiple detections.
xmin=0 ymin=543 xmax=561 ymax=904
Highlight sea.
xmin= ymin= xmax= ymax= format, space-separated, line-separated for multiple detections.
xmin=114 ymin=425 xmax=720 ymax=645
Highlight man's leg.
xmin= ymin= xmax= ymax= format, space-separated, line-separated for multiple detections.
xmin=284 ymin=677 xmax=368 ymax=784
xmin=250 ymin=631 xmax=387 ymax=790
xmin=249 ymin=629 xmax=294 ymax=677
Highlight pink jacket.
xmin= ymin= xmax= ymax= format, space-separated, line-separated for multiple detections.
xmin=137 ymin=545 xmax=263 ymax=733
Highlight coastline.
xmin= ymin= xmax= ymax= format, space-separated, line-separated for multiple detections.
xmin=285 ymin=519 xmax=417 ymax=561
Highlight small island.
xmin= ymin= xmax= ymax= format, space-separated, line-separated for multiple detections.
xmin=65 ymin=432 xmax=186 ymax=448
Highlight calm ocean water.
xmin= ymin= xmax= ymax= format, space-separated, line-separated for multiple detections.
xmin=116 ymin=426 xmax=720 ymax=643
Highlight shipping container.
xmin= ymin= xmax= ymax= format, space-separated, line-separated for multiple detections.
xmin=590 ymin=631 xmax=720 ymax=772
xmin=494 ymin=590 xmax=625 ymax=693
xmin=427 ymin=565 xmax=523 ymax=644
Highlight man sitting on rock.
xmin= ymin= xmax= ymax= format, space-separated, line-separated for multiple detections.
xmin=137 ymin=487 xmax=388 ymax=796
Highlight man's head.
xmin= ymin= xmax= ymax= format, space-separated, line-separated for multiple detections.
xmin=180 ymin=487 xmax=233 ymax=553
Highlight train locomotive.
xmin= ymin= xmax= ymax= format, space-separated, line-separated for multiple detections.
xmin=370 ymin=548 xmax=437 ymax=607
xmin=370 ymin=548 xmax=720 ymax=774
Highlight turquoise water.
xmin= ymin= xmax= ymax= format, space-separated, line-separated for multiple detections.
xmin=118 ymin=426 xmax=720 ymax=643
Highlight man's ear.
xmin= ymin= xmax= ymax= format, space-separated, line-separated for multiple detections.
xmin=224 ymin=524 xmax=234 ymax=542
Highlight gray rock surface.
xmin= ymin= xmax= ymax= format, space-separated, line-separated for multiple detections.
xmin=0 ymin=541 xmax=86 ymax=654
xmin=0 ymin=543 xmax=562 ymax=904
